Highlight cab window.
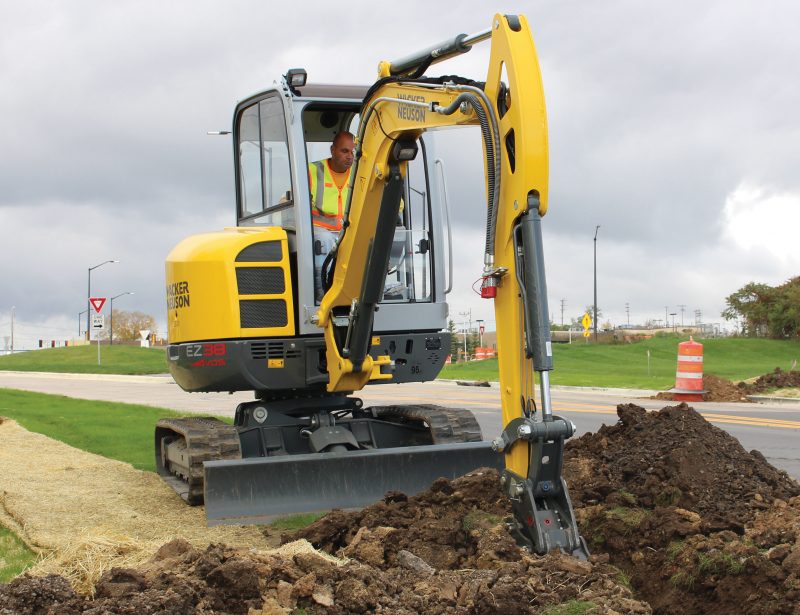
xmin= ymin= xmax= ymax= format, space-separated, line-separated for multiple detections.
xmin=237 ymin=96 xmax=294 ymax=228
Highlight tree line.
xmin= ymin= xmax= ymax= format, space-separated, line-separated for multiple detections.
xmin=99 ymin=309 xmax=157 ymax=342
xmin=722 ymin=276 xmax=800 ymax=338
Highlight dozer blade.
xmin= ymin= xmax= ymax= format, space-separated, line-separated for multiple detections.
xmin=204 ymin=441 xmax=503 ymax=525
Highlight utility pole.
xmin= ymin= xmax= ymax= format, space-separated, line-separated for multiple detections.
xmin=593 ymin=225 xmax=600 ymax=342
xmin=10 ymin=306 xmax=14 ymax=353
xmin=625 ymin=302 xmax=630 ymax=327
xmin=678 ymin=304 xmax=686 ymax=327
xmin=458 ymin=309 xmax=472 ymax=361
xmin=664 ymin=306 xmax=668 ymax=329
xmin=560 ymin=299 xmax=566 ymax=326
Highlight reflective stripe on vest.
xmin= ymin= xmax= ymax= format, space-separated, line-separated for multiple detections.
xmin=309 ymin=160 xmax=351 ymax=231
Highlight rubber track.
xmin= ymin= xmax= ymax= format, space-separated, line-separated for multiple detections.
xmin=372 ymin=404 xmax=484 ymax=444
xmin=156 ymin=417 xmax=241 ymax=505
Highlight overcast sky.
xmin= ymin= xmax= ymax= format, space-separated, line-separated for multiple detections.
xmin=2 ymin=0 xmax=799 ymax=350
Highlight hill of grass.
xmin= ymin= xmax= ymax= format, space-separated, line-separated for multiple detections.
xmin=0 ymin=345 xmax=167 ymax=375
xmin=440 ymin=336 xmax=800 ymax=389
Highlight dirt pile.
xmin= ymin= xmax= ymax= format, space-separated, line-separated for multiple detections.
xmin=740 ymin=367 xmax=800 ymax=394
xmin=565 ymin=403 xmax=800 ymax=614
xmin=0 ymin=478 xmax=651 ymax=614
xmin=656 ymin=374 xmax=750 ymax=402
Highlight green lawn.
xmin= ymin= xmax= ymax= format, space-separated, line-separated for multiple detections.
xmin=440 ymin=336 xmax=800 ymax=389
xmin=0 ymin=345 xmax=168 ymax=375
xmin=0 ymin=388 xmax=189 ymax=471
xmin=0 ymin=527 xmax=37 ymax=583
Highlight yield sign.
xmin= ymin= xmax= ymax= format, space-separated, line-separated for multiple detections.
xmin=89 ymin=297 xmax=107 ymax=313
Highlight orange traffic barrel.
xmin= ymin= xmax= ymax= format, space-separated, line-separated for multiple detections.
xmin=670 ymin=336 xmax=706 ymax=402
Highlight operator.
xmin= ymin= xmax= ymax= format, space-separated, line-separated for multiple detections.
xmin=309 ymin=131 xmax=355 ymax=232
xmin=309 ymin=131 xmax=355 ymax=301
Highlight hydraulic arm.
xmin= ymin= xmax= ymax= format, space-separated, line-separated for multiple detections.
xmin=317 ymin=13 xmax=588 ymax=557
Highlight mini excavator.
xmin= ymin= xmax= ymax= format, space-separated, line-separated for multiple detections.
xmin=156 ymin=13 xmax=588 ymax=558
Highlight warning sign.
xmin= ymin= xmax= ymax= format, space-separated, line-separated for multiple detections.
xmin=89 ymin=297 xmax=107 ymax=313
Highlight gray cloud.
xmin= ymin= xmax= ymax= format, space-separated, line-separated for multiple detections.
xmin=1 ymin=0 xmax=798 ymax=349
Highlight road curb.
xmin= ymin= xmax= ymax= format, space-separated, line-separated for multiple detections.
xmin=0 ymin=370 xmax=174 ymax=384
xmin=746 ymin=395 xmax=800 ymax=404
xmin=438 ymin=378 xmax=660 ymax=397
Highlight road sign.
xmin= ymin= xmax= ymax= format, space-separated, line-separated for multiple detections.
xmin=89 ymin=297 xmax=107 ymax=313
xmin=91 ymin=314 xmax=105 ymax=330
xmin=479 ymin=325 xmax=485 ymax=335
xmin=581 ymin=312 xmax=592 ymax=330
xmin=583 ymin=329 xmax=590 ymax=338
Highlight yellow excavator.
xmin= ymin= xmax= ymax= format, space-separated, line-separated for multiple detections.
xmin=156 ymin=13 xmax=588 ymax=558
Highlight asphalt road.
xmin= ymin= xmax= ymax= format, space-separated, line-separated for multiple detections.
xmin=1 ymin=371 xmax=798 ymax=480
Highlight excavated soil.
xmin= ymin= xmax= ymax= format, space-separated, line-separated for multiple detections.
xmin=740 ymin=368 xmax=800 ymax=394
xmin=657 ymin=368 xmax=800 ymax=402
xmin=2 ymin=403 xmax=800 ymax=614
xmin=656 ymin=374 xmax=751 ymax=402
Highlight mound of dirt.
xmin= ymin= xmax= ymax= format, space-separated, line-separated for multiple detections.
xmin=656 ymin=374 xmax=750 ymax=402
xmin=740 ymin=367 xmax=800 ymax=394
xmin=564 ymin=403 xmax=800 ymax=614
xmin=566 ymin=403 xmax=798 ymax=531
xmin=1 ymin=519 xmax=652 ymax=614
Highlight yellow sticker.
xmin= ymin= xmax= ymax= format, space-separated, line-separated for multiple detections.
xmin=268 ymin=359 xmax=285 ymax=368
xmin=371 ymin=336 xmax=381 ymax=346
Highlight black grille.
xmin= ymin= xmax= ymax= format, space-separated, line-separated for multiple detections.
xmin=250 ymin=341 xmax=302 ymax=360
xmin=251 ymin=342 xmax=268 ymax=359
xmin=240 ymin=299 xmax=288 ymax=328
xmin=236 ymin=241 xmax=282 ymax=262
xmin=236 ymin=267 xmax=285 ymax=295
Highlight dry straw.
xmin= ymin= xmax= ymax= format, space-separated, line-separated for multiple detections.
xmin=0 ymin=418 xmax=279 ymax=594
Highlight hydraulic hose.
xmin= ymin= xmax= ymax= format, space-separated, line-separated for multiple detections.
xmin=433 ymin=92 xmax=499 ymax=266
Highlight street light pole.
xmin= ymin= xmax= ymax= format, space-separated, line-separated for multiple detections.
xmin=78 ymin=309 xmax=88 ymax=337
xmin=109 ymin=292 xmax=134 ymax=345
xmin=87 ymin=260 xmax=119 ymax=341
xmin=10 ymin=306 xmax=14 ymax=353
xmin=593 ymin=225 xmax=600 ymax=342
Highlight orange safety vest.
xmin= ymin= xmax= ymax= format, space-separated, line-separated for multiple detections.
xmin=309 ymin=160 xmax=352 ymax=231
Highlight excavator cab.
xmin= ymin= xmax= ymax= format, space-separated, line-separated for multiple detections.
xmin=164 ymin=83 xmax=453 ymax=393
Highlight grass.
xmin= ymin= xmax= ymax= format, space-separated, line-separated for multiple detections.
xmin=542 ymin=600 xmax=597 ymax=615
xmin=0 ymin=388 xmax=190 ymax=471
xmin=0 ymin=527 xmax=37 ymax=583
xmin=462 ymin=510 xmax=503 ymax=532
xmin=669 ymin=571 xmax=696 ymax=589
xmin=697 ymin=551 xmax=746 ymax=576
xmin=0 ymin=345 xmax=168 ymax=375
xmin=270 ymin=513 xmax=327 ymax=532
xmin=440 ymin=336 xmax=800 ymax=389
xmin=606 ymin=507 xmax=649 ymax=529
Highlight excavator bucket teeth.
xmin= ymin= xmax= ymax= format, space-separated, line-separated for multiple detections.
xmin=203 ymin=441 xmax=503 ymax=525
